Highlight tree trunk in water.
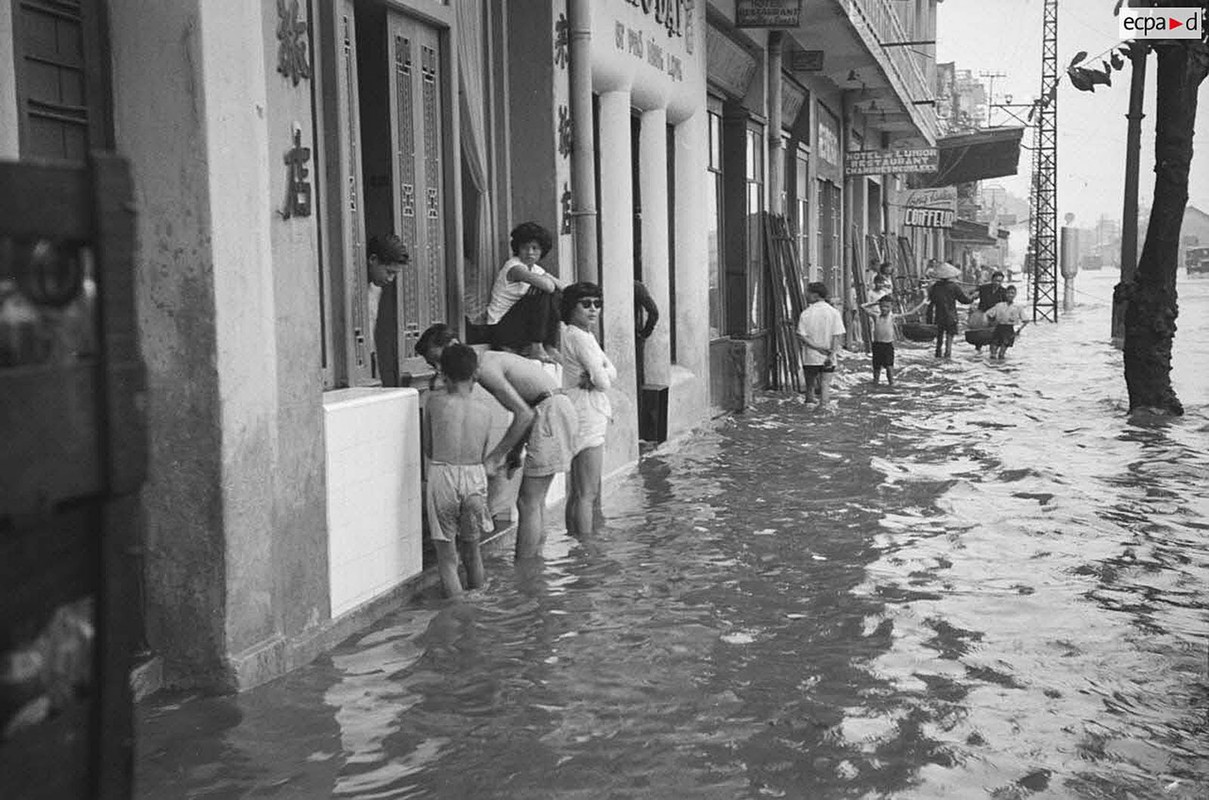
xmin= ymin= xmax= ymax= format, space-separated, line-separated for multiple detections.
xmin=1122 ymin=41 xmax=1208 ymax=415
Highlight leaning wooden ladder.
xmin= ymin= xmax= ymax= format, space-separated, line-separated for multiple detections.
xmin=763 ymin=213 xmax=805 ymax=392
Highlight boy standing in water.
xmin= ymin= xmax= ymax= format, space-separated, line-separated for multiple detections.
xmin=861 ymin=294 xmax=898 ymax=386
xmin=423 ymin=343 xmax=494 ymax=597
xmin=861 ymin=293 xmax=927 ymax=386
xmin=986 ymin=285 xmax=1028 ymax=360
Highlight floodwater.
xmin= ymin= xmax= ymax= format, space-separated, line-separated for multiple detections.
xmin=136 ymin=271 xmax=1209 ymax=799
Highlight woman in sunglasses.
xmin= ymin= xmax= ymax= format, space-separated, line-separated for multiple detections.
xmin=559 ymin=282 xmax=616 ymax=536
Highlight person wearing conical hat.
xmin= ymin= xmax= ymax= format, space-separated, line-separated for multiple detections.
xmin=926 ymin=262 xmax=973 ymax=359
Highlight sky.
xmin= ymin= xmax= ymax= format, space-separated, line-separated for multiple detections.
xmin=936 ymin=0 xmax=1209 ymax=228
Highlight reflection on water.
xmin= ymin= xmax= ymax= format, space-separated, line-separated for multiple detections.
xmin=137 ymin=272 xmax=1209 ymax=799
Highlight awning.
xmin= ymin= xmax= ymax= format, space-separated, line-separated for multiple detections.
xmin=949 ymin=219 xmax=999 ymax=245
xmin=924 ymin=126 xmax=1025 ymax=187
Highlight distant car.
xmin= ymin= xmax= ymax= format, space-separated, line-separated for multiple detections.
xmin=1187 ymin=246 xmax=1209 ymax=276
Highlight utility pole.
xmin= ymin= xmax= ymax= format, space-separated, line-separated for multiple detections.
xmin=978 ymin=70 xmax=1006 ymax=126
xmin=1112 ymin=43 xmax=1148 ymax=347
xmin=1030 ymin=0 xmax=1059 ymax=323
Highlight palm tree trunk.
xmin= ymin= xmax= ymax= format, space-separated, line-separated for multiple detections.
xmin=1123 ymin=41 xmax=1208 ymax=415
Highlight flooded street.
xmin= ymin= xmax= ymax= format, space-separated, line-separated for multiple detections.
xmin=137 ymin=271 xmax=1209 ymax=799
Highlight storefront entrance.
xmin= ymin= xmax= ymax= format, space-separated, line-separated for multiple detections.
xmin=331 ymin=0 xmax=450 ymax=386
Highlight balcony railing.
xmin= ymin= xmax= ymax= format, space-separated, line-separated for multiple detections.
xmin=844 ymin=0 xmax=940 ymax=142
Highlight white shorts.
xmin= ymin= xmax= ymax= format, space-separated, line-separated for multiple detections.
xmin=425 ymin=462 xmax=492 ymax=543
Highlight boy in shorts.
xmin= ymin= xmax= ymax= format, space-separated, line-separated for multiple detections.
xmin=861 ymin=294 xmax=898 ymax=386
xmin=423 ymin=343 xmax=494 ymax=597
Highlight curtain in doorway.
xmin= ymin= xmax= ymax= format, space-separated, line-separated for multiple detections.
xmin=456 ymin=0 xmax=495 ymax=322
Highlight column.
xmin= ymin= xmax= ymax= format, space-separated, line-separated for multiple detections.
xmin=672 ymin=111 xmax=710 ymax=427
xmin=638 ymin=106 xmax=670 ymax=386
xmin=597 ymin=90 xmax=639 ymax=473
xmin=109 ymin=0 xmax=290 ymax=690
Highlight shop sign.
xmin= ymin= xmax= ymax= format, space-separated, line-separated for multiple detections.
xmin=614 ymin=21 xmax=687 ymax=82
xmin=789 ymin=50 xmax=824 ymax=73
xmin=845 ymin=148 xmax=938 ymax=176
xmin=902 ymin=186 xmax=957 ymax=229
xmin=816 ymin=106 xmax=841 ymax=180
xmin=735 ymin=0 xmax=802 ymax=28
xmin=623 ymin=0 xmax=689 ymax=42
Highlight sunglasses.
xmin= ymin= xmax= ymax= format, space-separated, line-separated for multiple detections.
xmin=577 ymin=298 xmax=603 ymax=309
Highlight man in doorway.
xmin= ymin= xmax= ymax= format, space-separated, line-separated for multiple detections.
xmin=367 ymin=234 xmax=408 ymax=384
xmin=416 ymin=323 xmax=577 ymax=560
xmin=797 ymin=281 xmax=846 ymax=409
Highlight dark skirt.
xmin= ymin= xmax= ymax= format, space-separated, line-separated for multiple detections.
xmin=489 ymin=288 xmax=561 ymax=351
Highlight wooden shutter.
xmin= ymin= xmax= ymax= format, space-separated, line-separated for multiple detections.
xmin=388 ymin=13 xmax=446 ymax=372
xmin=13 ymin=0 xmax=112 ymax=161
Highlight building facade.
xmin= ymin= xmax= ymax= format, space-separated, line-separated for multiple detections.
xmin=702 ymin=0 xmax=942 ymax=407
xmin=1 ymin=0 xmax=944 ymax=691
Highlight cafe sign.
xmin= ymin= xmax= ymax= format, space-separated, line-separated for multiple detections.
xmin=902 ymin=186 xmax=957 ymax=229
xmin=735 ymin=0 xmax=802 ymax=28
xmin=845 ymin=148 xmax=939 ymax=176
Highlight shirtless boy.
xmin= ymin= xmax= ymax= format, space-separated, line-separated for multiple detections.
xmin=423 ymin=344 xmax=493 ymax=597
xmin=417 ymin=324 xmax=576 ymax=560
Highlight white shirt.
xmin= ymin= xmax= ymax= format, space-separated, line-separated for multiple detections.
xmin=560 ymin=323 xmax=616 ymax=422
xmin=561 ymin=324 xmax=616 ymax=393
xmin=797 ymin=300 xmax=846 ymax=366
xmin=486 ymin=257 xmax=549 ymax=324
xmin=986 ymin=301 xmax=1025 ymax=326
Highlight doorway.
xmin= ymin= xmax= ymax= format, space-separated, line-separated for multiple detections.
xmin=353 ymin=0 xmax=449 ymax=384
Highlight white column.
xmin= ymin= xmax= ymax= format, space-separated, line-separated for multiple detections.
xmin=598 ymin=90 xmax=639 ymax=472
xmin=673 ymin=111 xmax=709 ymax=393
xmin=639 ymin=106 xmax=670 ymax=386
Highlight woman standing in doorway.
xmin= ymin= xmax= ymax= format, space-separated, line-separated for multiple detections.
xmin=559 ymin=282 xmax=616 ymax=536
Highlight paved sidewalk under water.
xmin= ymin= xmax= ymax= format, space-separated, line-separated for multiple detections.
xmin=137 ymin=272 xmax=1209 ymax=799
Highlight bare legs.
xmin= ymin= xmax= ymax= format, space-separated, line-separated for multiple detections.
xmin=459 ymin=496 xmax=486 ymax=589
xmin=434 ymin=495 xmax=488 ymax=598
xmin=516 ymin=473 xmax=553 ymax=559
xmin=434 ymin=541 xmax=463 ymax=598
xmin=565 ymin=445 xmax=603 ymax=536
xmin=934 ymin=331 xmax=954 ymax=359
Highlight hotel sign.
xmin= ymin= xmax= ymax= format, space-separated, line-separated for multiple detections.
xmin=735 ymin=0 xmax=802 ymax=28
xmin=845 ymin=148 xmax=939 ymax=176
xmin=903 ymin=187 xmax=957 ymax=229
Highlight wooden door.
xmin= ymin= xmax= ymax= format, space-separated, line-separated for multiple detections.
xmin=388 ymin=13 xmax=447 ymax=372
xmin=333 ymin=0 xmax=372 ymax=384
xmin=0 ymin=156 xmax=145 ymax=799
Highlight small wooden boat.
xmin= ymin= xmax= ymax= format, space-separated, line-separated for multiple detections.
xmin=965 ymin=327 xmax=995 ymax=347
xmin=901 ymin=322 xmax=938 ymax=342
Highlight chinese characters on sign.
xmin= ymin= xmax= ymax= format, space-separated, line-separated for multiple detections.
xmin=275 ymin=0 xmax=311 ymax=86
xmin=282 ymin=126 xmax=312 ymax=219
xmin=844 ymin=148 xmax=939 ymax=176
xmin=624 ymin=0 xmax=688 ymax=40
xmin=902 ymin=186 xmax=957 ymax=229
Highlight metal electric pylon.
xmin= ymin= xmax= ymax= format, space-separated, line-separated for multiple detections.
xmin=1030 ymin=0 xmax=1059 ymax=322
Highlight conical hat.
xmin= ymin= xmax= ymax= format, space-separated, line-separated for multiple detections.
xmin=933 ymin=262 xmax=961 ymax=280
